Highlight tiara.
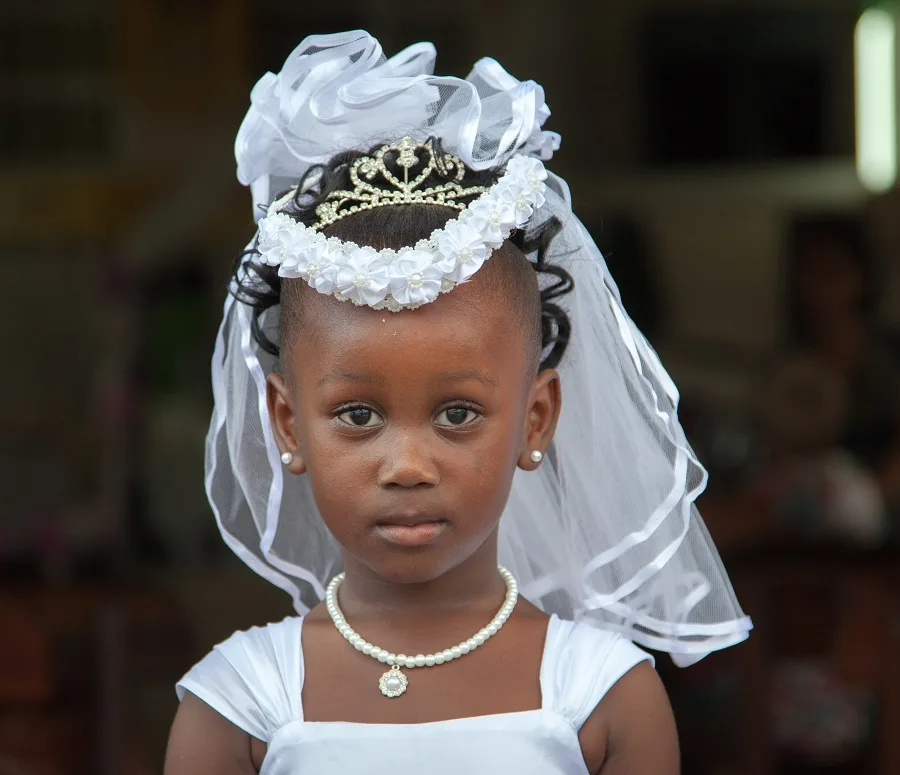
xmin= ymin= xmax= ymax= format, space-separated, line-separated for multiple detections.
xmin=257 ymin=149 xmax=548 ymax=312
xmin=313 ymin=137 xmax=490 ymax=229
xmin=263 ymin=137 xmax=492 ymax=231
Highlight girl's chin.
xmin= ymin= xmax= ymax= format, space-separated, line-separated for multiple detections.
xmin=353 ymin=551 xmax=464 ymax=587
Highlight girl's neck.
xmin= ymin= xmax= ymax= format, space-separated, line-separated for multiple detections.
xmin=335 ymin=535 xmax=507 ymax=625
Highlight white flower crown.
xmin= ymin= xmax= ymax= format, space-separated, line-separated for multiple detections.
xmin=255 ymin=148 xmax=548 ymax=312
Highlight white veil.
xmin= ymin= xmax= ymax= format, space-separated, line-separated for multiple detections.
xmin=209 ymin=30 xmax=752 ymax=665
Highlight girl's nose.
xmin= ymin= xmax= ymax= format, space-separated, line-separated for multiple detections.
xmin=377 ymin=431 xmax=440 ymax=488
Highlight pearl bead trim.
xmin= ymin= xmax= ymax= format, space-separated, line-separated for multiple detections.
xmin=325 ymin=566 xmax=519 ymax=670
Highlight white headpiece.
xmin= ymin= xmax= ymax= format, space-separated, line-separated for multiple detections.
xmin=258 ymin=137 xmax=547 ymax=311
xmin=211 ymin=30 xmax=752 ymax=665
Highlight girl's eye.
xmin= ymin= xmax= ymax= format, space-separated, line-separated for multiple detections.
xmin=337 ymin=407 xmax=383 ymax=427
xmin=435 ymin=407 xmax=480 ymax=427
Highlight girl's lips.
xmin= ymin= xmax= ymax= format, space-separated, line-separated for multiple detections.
xmin=373 ymin=520 xmax=448 ymax=546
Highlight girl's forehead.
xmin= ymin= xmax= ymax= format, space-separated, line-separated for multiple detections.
xmin=286 ymin=282 xmax=531 ymax=382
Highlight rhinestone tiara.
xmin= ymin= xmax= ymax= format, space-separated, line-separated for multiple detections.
xmin=268 ymin=137 xmax=491 ymax=231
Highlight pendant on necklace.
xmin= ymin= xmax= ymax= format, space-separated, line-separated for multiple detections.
xmin=378 ymin=665 xmax=408 ymax=698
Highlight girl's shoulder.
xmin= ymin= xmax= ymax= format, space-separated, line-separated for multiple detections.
xmin=556 ymin=620 xmax=675 ymax=774
xmin=542 ymin=616 xmax=655 ymax=728
xmin=175 ymin=616 xmax=304 ymax=742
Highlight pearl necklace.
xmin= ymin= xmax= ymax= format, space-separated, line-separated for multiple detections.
xmin=325 ymin=566 xmax=519 ymax=698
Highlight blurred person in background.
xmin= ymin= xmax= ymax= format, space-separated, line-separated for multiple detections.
xmin=779 ymin=216 xmax=899 ymax=539
xmin=726 ymin=216 xmax=897 ymax=772
xmin=752 ymin=353 xmax=887 ymax=545
xmin=743 ymin=215 xmax=898 ymax=546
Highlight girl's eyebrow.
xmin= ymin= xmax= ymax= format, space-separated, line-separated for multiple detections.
xmin=318 ymin=370 xmax=386 ymax=387
xmin=434 ymin=369 xmax=498 ymax=387
xmin=317 ymin=369 xmax=498 ymax=387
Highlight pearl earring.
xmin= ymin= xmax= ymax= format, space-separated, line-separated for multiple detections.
xmin=530 ymin=450 xmax=543 ymax=463
xmin=281 ymin=451 xmax=293 ymax=465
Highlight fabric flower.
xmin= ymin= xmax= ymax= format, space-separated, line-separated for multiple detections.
xmin=505 ymin=156 xmax=548 ymax=209
xmin=258 ymin=212 xmax=295 ymax=248
xmin=494 ymin=179 xmax=537 ymax=227
xmin=278 ymin=241 xmax=338 ymax=295
xmin=335 ymin=246 xmax=390 ymax=306
xmin=435 ymin=220 xmax=488 ymax=282
xmin=258 ymin=217 xmax=314 ymax=267
xmin=388 ymin=250 xmax=443 ymax=306
xmin=506 ymin=155 xmax=548 ymax=190
xmin=466 ymin=195 xmax=517 ymax=248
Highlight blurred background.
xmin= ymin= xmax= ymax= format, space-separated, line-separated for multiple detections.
xmin=1 ymin=0 xmax=899 ymax=772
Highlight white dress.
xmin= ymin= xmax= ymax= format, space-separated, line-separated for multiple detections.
xmin=176 ymin=614 xmax=653 ymax=774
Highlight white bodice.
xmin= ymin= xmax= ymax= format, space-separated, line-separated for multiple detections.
xmin=176 ymin=615 xmax=652 ymax=774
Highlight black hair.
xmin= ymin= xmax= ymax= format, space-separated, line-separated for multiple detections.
xmin=232 ymin=138 xmax=573 ymax=371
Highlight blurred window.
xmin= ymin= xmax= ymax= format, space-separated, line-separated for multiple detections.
xmin=0 ymin=0 xmax=113 ymax=163
xmin=642 ymin=8 xmax=856 ymax=167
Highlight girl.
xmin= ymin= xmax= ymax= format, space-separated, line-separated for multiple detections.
xmin=165 ymin=31 xmax=752 ymax=775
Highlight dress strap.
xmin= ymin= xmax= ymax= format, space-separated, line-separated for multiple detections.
xmin=540 ymin=616 xmax=654 ymax=729
xmin=176 ymin=617 xmax=304 ymax=740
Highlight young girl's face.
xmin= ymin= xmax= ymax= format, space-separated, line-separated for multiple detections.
xmin=267 ymin=268 xmax=560 ymax=585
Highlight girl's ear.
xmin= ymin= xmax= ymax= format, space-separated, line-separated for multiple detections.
xmin=267 ymin=373 xmax=307 ymax=475
xmin=518 ymin=368 xmax=562 ymax=471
